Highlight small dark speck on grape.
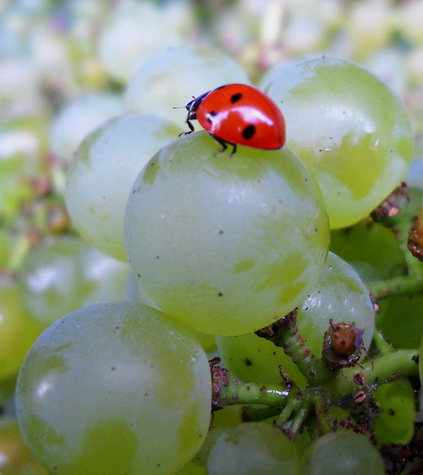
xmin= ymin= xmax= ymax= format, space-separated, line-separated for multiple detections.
xmin=318 ymin=149 xmax=322 ymax=152
xmin=150 ymin=364 xmax=155 ymax=368
xmin=111 ymin=366 xmax=116 ymax=371
xmin=137 ymin=273 xmax=141 ymax=278
xmin=218 ymin=292 xmax=223 ymax=297
xmin=245 ymin=358 xmax=252 ymax=366
xmin=144 ymin=392 xmax=148 ymax=397
xmin=156 ymin=255 xmax=160 ymax=259
xmin=115 ymin=326 xmax=120 ymax=330
xmin=315 ymin=227 xmax=318 ymax=232
xmin=257 ymin=179 xmax=261 ymax=183
xmin=219 ymin=230 xmax=224 ymax=235
xmin=305 ymin=178 xmax=308 ymax=182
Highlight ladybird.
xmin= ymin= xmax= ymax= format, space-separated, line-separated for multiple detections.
xmin=183 ymin=83 xmax=286 ymax=155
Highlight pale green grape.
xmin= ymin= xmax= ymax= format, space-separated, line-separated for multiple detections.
xmin=97 ymin=1 xmax=195 ymax=82
xmin=296 ymin=252 xmax=375 ymax=358
xmin=0 ymin=417 xmax=47 ymax=474
xmin=420 ymin=335 xmax=423 ymax=385
xmin=217 ymin=252 xmax=374 ymax=384
xmin=124 ymin=131 xmax=329 ymax=336
xmin=216 ymin=332 xmax=307 ymax=387
xmin=126 ymin=272 xmax=217 ymax=353
xmin=15 ymin=302 xmax=211 ymax=474
xmin=261 ymin=56 xmax=414 ymax=229
xmin=301 ymin=431 xmax=385 ymax=475
xmin=124 ymin=46 xmax=250 ymax=126
xmin=206 ymin=422 xmax=300 ymax=475
xmin=0 ymin=277 xmax=41 ymax=381
xmin=18 ymin=235 xmax=129 ymax=329
xmin=65 ymin=113 xmax=181 ymax=260
xmin=49 ymin=93 xmax=123 ymax=164
xmin=377 ymin=294 xmax=423 ymax=349
xmin=330 ymin=220 xmax=406 ymax=282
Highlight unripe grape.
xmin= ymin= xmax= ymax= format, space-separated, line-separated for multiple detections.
xmin=0 ymin=278 xmax=41 ymax=381
xmin=217 ymin=252 xmax=374 ymax=383
xmin=124 ymin=46 xmax=250 ymax=126
xmin=50 ymin=93 xmax=123 ymax=164
xmin=124 ymin=131 xmax=329 ymax=336
xmin=16 ymin=302 xmax=211 ymax=474
xmin=65 ymin=113 xmax=181 ymax=260
xmin=18 ymin=235 xmax=129 ymax=329
xmin=261 ymin=56 xmax=414 ymax=229
xmin=301 ymin=431 xmax=385 ymax=474
xmin=206 ymin=423 xmax=300 ymax=474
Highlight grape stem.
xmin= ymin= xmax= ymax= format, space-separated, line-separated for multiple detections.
xmin=211 ymin=348 xmax=419 ymax=434
xmin=367 ymin=274 xmax=423 ymax=301
xmin=255 ymin=310 xmax=335 ymax=386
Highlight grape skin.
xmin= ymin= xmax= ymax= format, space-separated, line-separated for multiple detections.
xmin=124 ymin=131 xmax=330 ymax=336
xmin=15 ymin=302 xmax=211 ymax=474
xmin=261 ymin=56 xmax=414 ymax=229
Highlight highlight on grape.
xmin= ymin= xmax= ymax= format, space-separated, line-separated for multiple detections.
xmin=1 ymin=1 xmax=423 ymax=473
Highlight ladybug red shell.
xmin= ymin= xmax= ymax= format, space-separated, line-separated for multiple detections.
xmin=183 ymin=84 xmax=286 ymax=154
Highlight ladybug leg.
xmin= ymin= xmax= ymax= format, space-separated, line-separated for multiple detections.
xmin=211 ymin=135 xmax=237 ymax=156
xmin=179 ymin=110 xmax=197 ymax=137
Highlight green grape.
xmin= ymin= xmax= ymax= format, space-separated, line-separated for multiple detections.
xmin=124 ymin=45 xmax=250 ymax=126
xmin=377 ymin=294 xmax=423 ymax=349
xmin=18 ymin=235 xmax=129 ymax=329
xmin=15 ymin=302 xmax=211 ymax=474
xmin=206 ymin=422 xmax=300 ymax=475
xmin=420 ymin=335 xmax=423 ymax=385
xmin=49 ymin=93 xmax=123 ymax=164
xmin=0 ymin=120 xmax=44 ymax=220
xmin=217 ymin=252 xmax=374 ymax=384
xmin=124 ymin=131 xmax=329 ymax=336
xmin=65 ymin=113 xmax=181 ymax=260
xmin=0 ymin=227 xmax=12 ymax=268
xmin=0 ymin=417 xmax=47 ymax=474
xmin=296 ymin=252 xmax=375 ymax=358
xmin=301 ymin=431 xmax=385 ymax=475
xmin=216 ymin=332 xmax=307 ymax=387
xmin=373 ymin=379 xmax=416 ymax=445
xmin=126 ymin=272 xmax=217 ymax=353
xmin=330 ymin=220 xmax=406 ymax=282
xmin=97 ymin=1 xmax=195 ymax=82
xmin=0 ymin=277 xmax=41 ymax=381
xmin=189 ymin=406 xmax=243 ymax=469
xmin=260 ymin=56 xmax=414 ymax=229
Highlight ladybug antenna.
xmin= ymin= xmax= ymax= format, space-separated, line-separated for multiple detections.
xmin=173 ymin=97 xmax=196 ymax=110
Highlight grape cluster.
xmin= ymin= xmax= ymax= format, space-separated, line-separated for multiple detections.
xmin=1 ymin=1 xmax=423 ymax=474
xmin=13 ymin=48 xmax=420 ymax=474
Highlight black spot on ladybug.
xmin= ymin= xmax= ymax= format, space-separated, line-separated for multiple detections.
xmin=242 ymin=124 xmax=256 ymax=140
xmin=209 ymin=111 xmax=217 ymax=116
xmin=230 ymin=93 xmax=243 ymax=103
